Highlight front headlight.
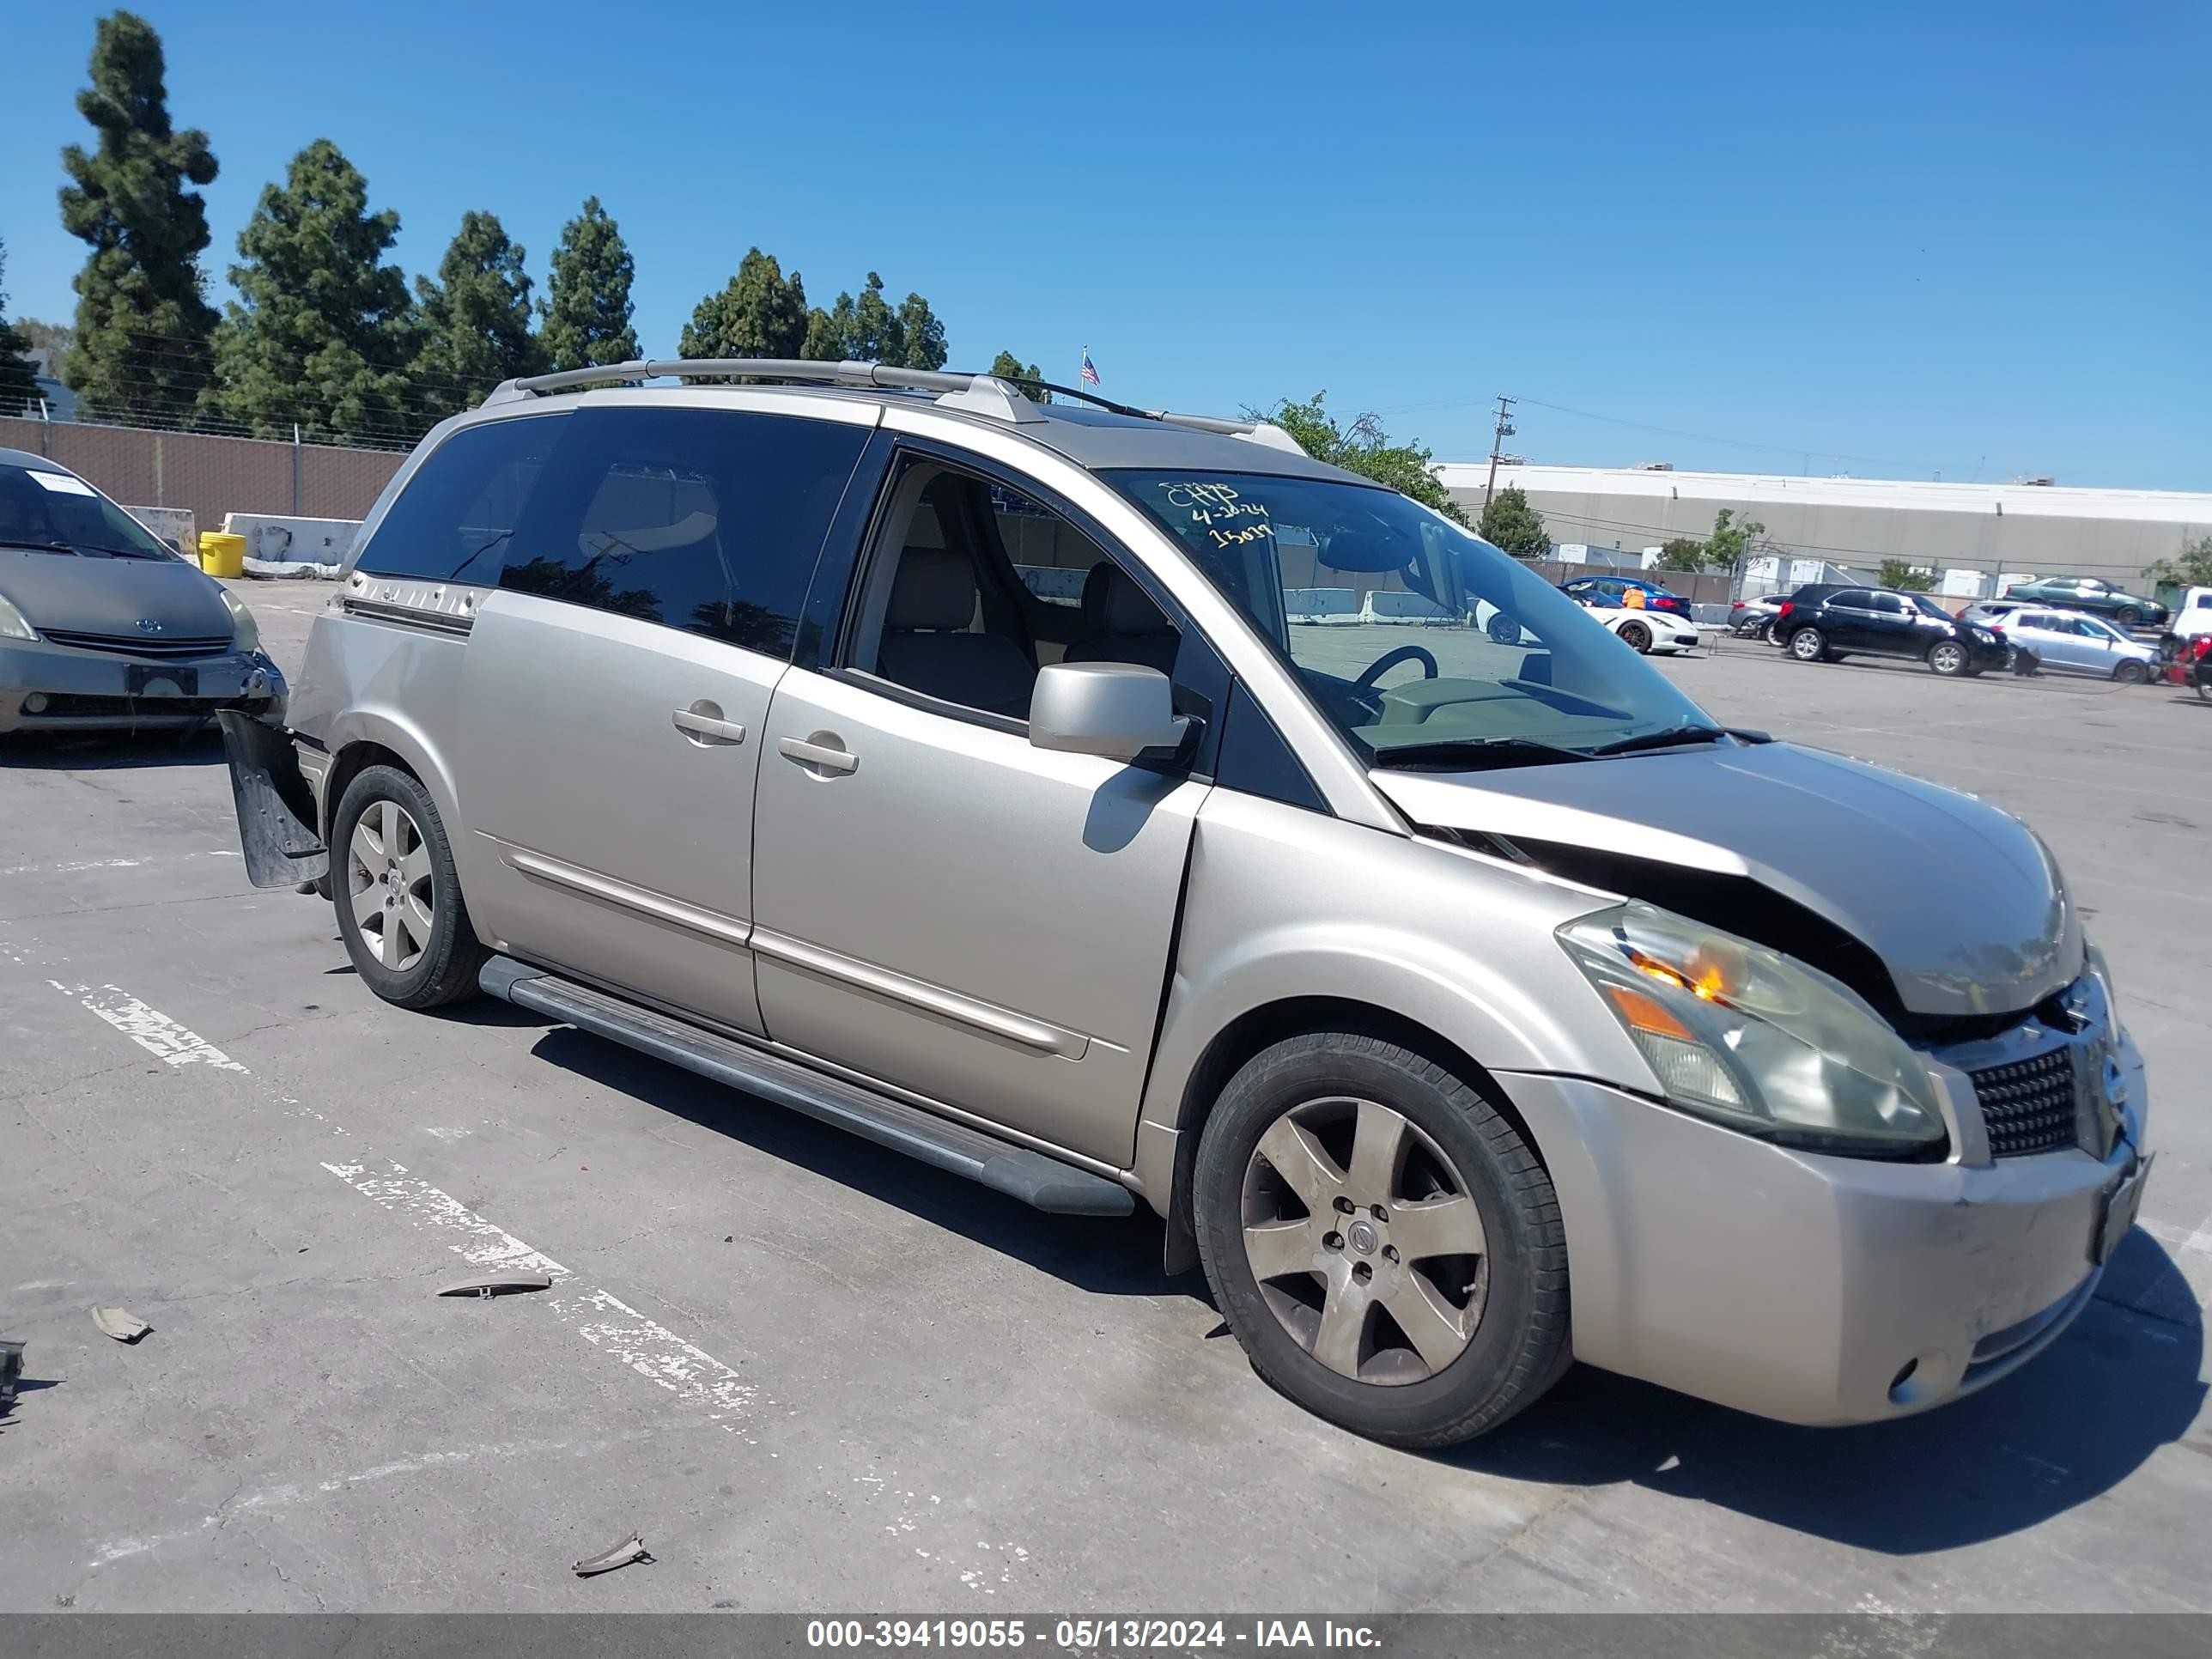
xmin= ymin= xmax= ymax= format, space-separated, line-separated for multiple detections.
xmin=219 ymin=587 xmax=261 ymax=653
xmin=0 ymin=592 xmax=36 ymax=641
xmin=1559 ymin=902 xmax=1948 ymax=1157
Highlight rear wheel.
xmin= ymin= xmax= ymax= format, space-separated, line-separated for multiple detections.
xmin=2116 ymin=606 xmax=2141 ymax=628
xmin=332 ymin=764 xmax=487 ymax=1009
xmin=1194 ymin=1033 xmax=1570 ymax=1448
xmin=1929 ymin=640 xmax=1969 ymax=677
xmin=2113 ymin=659 xmax=2148 ymax=685
xmin=1617 ymin=619 xmax=1652 ymax=653
xmin=1788 ymin=626 xmax=1827 ymax=662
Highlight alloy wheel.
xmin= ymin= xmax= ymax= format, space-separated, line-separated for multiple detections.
xmin=1790 ymin=629 xmax=1824 ymax=660
xmin=1930 ymin=642 xmax=1966 ymax=675
xmin=1240 ymin=1096 xmax=1488 ymax=1385
xmin=348 ymin=799 xmax=435 ymax=973
xmin=1619 ymin=622 xmax=1651 ymax=653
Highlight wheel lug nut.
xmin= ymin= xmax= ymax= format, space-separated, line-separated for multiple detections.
xmin=1370 ymin=1205 xmax=1388 ymax=1221
xmin=1382 ymin=1245 xmax=1399 ymax=1263
xmin=1334 ymin=1196 xmax=1355 ymax=1214
xmin=1323 ymin=1232 xmax=1342 ymax=1251
xmin=1352 ymin=1261 xmax=1373 ymax=1284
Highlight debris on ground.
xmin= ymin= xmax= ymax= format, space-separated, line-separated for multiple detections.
xmin=573 ymin=1534 xmax=653 ymax=1577
xmin=1 ymin=1339 xmax=22 ymax=1404
xmin=436 ymin=1273 xmax=554 ymax=1299
xmin=90 ymin=1307 xmax=151 ymax=1343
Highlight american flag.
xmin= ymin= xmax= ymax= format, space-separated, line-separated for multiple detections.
xmin=1079 ymin=348 xmax=1100 ymax=387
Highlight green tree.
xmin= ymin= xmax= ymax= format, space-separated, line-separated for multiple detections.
xmin=0 ymin=240 xmax=41 ymax=415
xmin=58 ymin=10 xmax=220 ymax=425
xmin=1656 ymin=536 xmax=1710 ymax=572
xmin=1259 ymin=392 xmax=1469 ymax=525
xmin=2143 ymin=533 xmax=2212 ymax=590
xmin=679 ymin=247 xmax=809 ymax=360
xmin=1705 ymin=507 xmax=1766 ymax=574
xmin=539 ymin=197 xmax=639 ymax=372
xmin=799 ymin=306 xmax=845 ymax=361
xmin=410 ymin=211 xmax=543 ymax=421
xmin=1877 ymin=558 xmax=1934 ymax=592
xmin=1474 ymin=484 xmax=1549 ymax=559
xmin=988 ymin=349 xmax=1049 ymax=404
xmin=211 ymin=138 xmax=414 ymax=441
xmin=15 ymin=319 xmax=74 ymax=357
xmin=895 ymin=291 xmax=947 ymax=370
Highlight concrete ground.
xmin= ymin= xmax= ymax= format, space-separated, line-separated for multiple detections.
xmin=0 ymin=587 xmax=2205 ymax=1613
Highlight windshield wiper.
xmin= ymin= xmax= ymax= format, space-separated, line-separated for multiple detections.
xmin=1586 ymin=725 xmax=1769 ymax=757
xmin=0 ymin=538 xmax=164 ymax=560
xmin=1368 ymin=737 xmax=1595 ymax=770
xmin=0 ymin=538 xmax=82 ymax=556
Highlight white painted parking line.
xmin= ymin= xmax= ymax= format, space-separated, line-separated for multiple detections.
xmin=1 ymin=849 xmax=240 ymax=878
xmin=321 ymin=1158 xmax=757 ymax=1433
xmin=51 ymin=981 xmax=247 ymax=1072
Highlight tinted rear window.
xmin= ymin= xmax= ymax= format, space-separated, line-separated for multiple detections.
xmin=356 ymin=407 xmax=869 ymax=657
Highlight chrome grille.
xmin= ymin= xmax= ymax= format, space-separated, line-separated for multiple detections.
xmin=1970 ymin=1047 xmax=2079 ymax=1158
xmin=40 ymin=629 xmax=234 ymax=659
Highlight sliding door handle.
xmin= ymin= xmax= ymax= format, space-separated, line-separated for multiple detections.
xmin=778 ymin=735 xmax=858 ymax=775
xmin=672 ymin=706 xmax=746 ymax=745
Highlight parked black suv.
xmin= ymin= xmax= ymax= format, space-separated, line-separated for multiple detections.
xmin=1774 ymin=585 xmax=2009 ymax=677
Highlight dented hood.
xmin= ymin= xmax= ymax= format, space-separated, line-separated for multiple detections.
xmin=1372 ymin=741 xmax=2079 ymax=1020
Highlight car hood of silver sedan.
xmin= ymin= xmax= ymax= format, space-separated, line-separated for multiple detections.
xmin=1372 ymin=739 xmax=2080 ymax=1020
xmin=0 ymin=548 xmax=236 ymax=641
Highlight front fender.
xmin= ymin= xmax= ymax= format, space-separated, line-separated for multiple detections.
xmin=1133 ymin=790 xmax=1658 ymax=1208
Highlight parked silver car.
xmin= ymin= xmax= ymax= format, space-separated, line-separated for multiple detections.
xmin=216 ymin=361 xmax=2151 ymax=1449
xmin=1958 ymin=600 xmax=2157 ymax=682
xmin=0 ymin=448 xmax=283 ymax=735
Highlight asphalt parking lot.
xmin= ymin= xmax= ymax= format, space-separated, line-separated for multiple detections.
xmin=2 ymin=589 xmax=2206 ymax=1614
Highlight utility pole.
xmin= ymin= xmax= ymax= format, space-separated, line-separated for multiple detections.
xmin=1481 ymin=395 xmax=1516 ymax=509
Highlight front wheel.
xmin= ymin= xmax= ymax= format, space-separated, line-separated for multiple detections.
xmin=2113 ymin=659 xmax=2149 ymax=686
xmin=2116 ymin=607 xmax=2141 ymax=628
xmin=1929 ymin=641 xmax=1970 ymax=677
xmin=1617 ymin=619 xmax=1652 ymax=653
xmin=1193 ymin=1033 xmax=1570 ymax=1449
xmin=332 ymin=764 xmax=488 ymax=1009
xmin=1788 ymin=626 xmax=1827 ymax=662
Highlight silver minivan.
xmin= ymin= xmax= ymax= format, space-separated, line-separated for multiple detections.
xmin=218 ymin=361 xmax=2152 ymax=1449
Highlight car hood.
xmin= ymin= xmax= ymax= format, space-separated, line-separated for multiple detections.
xmin=0 ymin=549 xmax=235 ymax=640
xmin=1372 ymin=740 xmax=2079 ymax=1020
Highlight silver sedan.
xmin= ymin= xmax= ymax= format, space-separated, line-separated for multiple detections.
xmin=1962 ymin=602 xmax=2158 ymax=683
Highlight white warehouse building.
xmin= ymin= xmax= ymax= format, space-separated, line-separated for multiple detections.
xmin=1434 ymin=462 xmax=2212 ymax=600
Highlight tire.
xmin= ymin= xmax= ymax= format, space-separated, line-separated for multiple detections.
xmin=1192 ymin=1032 xmax=1570 ymax=1449
xmin=1788 ymin=626 xmax=1826 ymax=662
xmin=1928 ymin=640 xmax=1969 ymax=677
xmin=2113 ymin=659 xmax=2148 ymax=685
xmin=331 ymin=764 xmax=487 ymax=1009
xmin=1617 ymin=620 xmax=1652 ymax=653
xmin=2116 ymin=607 xmax=2140 ymax=628
xmin=1486 ymin=612 xmax=1522 ymax=645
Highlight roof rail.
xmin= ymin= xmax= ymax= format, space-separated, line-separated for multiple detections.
xmin=482 ymin=359 xmax=1310 ymax=454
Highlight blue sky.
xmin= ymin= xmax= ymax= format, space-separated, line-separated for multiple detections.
xmin=3 ymin=1 xmax=2204 ymax=488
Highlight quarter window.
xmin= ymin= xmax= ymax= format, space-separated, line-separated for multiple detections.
xmin=353 ymin=414 xmax=566 ymax=583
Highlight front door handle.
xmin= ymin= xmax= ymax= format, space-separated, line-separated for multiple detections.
xmin=778 ymin=735 xmax=859 ymax=775
xmin=672 ymin=706 xmax=746 ymax=745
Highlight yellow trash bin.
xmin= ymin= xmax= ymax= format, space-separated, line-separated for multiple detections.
xmin=199 ymin=532 xmax=246 ymax=580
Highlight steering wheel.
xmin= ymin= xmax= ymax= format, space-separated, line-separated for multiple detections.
xmin=1357 ymin=644 xmax=1439 ymax=690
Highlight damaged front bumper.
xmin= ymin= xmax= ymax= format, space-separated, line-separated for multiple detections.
xmin=0 ymin=638 xmax=285 ymax=734
xmin=215 ymin=713 xmax=330 ymax=889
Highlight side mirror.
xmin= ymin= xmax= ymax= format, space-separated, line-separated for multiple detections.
xmin=1030 ymin=662 xmax=1185 ymax=763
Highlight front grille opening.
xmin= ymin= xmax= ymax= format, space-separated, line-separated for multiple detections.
xmin=1970 ymin=1047 xmax=2079 ymax=1158
xmin=40 ymin=629 xmax=234 ymax=659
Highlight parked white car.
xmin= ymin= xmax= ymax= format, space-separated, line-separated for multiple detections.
xmin=2166 ymin=586 xmax=2212 ymax=646
xmin=1579 ymin=599 xmax=1701 ymax=654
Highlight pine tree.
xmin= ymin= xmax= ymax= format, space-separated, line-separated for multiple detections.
xmin=988 ymin=349 xmax=1048 ymax=404
xmin=678 ymin=248 xmax=808 ymax=360
xmin=894 ymin=292 xmax=947 ymax=370
xmin=58 ymin=10 xmax=220 ymax=425
xmin=211 ymin=139 xmax=415 ymax=441
xmin=539 ymin=197 xmax=639 ymax=372
xmin=0 ymin=239 xmax=42 ymax=416
xmin=412 ymin=210 xmax=544 ymax=421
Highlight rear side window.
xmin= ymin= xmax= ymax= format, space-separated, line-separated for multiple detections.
xmin=354 ymin=414 xmax=565 ymax=583
xmin=1831 ymin=589 xmax=1873 ymax=608
xmin=500 ymin=408 xmax=867 ymax=654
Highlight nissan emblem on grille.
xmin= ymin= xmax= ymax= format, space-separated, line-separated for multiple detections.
xmin=136 ymin=618 xmax=163 ymax=634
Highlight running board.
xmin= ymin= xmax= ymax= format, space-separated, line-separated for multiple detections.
xmin=479 ymin=958 xmax=1134 ymax=1217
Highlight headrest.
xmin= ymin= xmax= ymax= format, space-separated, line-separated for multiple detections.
xmin=1079 ymin=562 xmax=1173 ymax=636
xmin=886 ymin=547 xmax=978 ymax=632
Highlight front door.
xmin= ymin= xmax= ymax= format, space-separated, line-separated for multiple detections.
xmin=750 ymin=452 xmax=1212 ymax=1164
xmin=451 ymin=404 xmax=878 ymax=1036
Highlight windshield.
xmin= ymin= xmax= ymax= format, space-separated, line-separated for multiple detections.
xmin=0 ymin=465 xmax=177 ymax=559
xmin=1107 ymin=470 xmax=1719 ymax=763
